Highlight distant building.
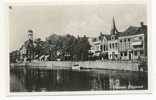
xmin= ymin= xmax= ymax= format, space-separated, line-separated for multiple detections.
xmin=19 ymin=45 xmax=27 ymax=61
xmin=99 ymin=32 xmax=111 ymax=59
xmin=20 ymin=30 xmax=34 ymax=62
xmin=107 ymin=17 xmax=120 ymax=60
xmin=10 ymin=50 xmax=20 ymax=63
xmin=88 ymin=37 xmax=101 ymax=57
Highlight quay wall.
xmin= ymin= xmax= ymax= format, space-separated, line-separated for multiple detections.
xmin=11 ymin=61 xmax=139 ymax=71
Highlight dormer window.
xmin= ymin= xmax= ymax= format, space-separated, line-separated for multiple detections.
xmin=111 ymin=35 xmax=115 ymax=40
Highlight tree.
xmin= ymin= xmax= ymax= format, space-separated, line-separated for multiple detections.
xmin=44 ymin=34 xmax=91 ymax=61
xmin=10 ymin=50 xmax=20 ymax=63
xmin=24 ymin=39 xmax=34 ymax=61
xmin=34 ymin=38 xmax=43 ymax=58
xmin=78 ymin=35 xmax=91 ymax=61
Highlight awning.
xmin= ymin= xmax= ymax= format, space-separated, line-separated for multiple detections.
xmin=131 ymin=41 xmax=142 ymax=46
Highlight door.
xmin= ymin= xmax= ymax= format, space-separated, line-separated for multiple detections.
xmin=112 ymin=52 xmax=115 ymax=60
xmin=129 ymin=53 xmax=131 ymax=60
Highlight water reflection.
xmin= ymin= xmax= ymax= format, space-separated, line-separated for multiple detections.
xmin=10 ymin=67 xmax=148 ymax=92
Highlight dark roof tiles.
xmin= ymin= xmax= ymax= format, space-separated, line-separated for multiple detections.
xmin=119 ymin=25 xmax=147 ymax=37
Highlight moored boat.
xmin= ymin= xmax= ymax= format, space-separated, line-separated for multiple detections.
xmin=72 ymin=64 xmax=80 ymax=70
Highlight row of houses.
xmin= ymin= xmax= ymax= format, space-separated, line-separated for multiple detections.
xmin=88 ymin=18 xmax=147 ymax=61
xmin=16 ymin=17 xmax=147 ymax=62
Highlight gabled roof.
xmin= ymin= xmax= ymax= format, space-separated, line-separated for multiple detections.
xmin=99 ymin=33 xmax=111 ymax=40
xmin=110 ymin=17 xmax=119 ymax=35
xmin=119 ymin=25 xmax=147 ymax=37
xmin=103 ymin=34 xmax=111 ymax=40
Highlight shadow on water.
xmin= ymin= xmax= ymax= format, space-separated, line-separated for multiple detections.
xmin=10 ymin=67 xmax=148 ymax=92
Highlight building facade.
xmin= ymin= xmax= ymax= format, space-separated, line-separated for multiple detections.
xmin=88 ymin=18 xmax=147 ymax=61
xmin=118 ymin=22 xmax=147 ymax=60
xmin=88 ymin=37 xmax=101 ymax=57
xmin=107 ymin=17 xmax=120 ymax=60
xmin=108 ymin=35 xmax=120 ymax=60
xmin=100 ymin=33 xmax=111 ymax=59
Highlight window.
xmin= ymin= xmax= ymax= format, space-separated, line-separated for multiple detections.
xmin=140 ymin=51 xmax=144 ymax=55
xmin=120 ymin=40 xmax=122 ymax=43
xmin=93 ymin=38 xmax=97 ymax=42
xmin=124 ymin=39 xmax=126 ymax=42
xmin=111 ymin=36 xmax=115 ymax=40
xmin=125 ymin=52 xmax=127 ymax=56
xmin=103 ymin=45 xmax=105 ymax=51
xmin=121 ymin=53 xmax=123 ymax=56
xmin=110 ymin=44 xmax=111 ymax=49
xmin=122 ymin=53 xmax=125 ymax=56
xmin=112 ymin=43 xmax=114 ymax=48
xmin=95 ymin=51 xmax=100 ymax=53
xmin=100 ymin=45 xmax=102 ymax=50
xmin=115 ymin=43 xmax=118 ymax=47
xmin=134 ymin=51 xmax=137 ymax=56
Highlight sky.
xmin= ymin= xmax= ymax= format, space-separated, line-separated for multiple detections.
xmin=9 ymin=3 xmax=147 ymax=51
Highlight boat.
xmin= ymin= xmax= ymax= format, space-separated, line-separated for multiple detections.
xmin=72 ymin=64 xmax=81 ymax=70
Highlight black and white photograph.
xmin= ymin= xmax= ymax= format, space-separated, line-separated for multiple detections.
xmin=9 ymin=0 xmax=149 ymax=94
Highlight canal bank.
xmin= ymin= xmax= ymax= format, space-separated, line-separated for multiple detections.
xmin=10 ymin=65 xmax=148 ymax=92
xmin=10 ymin=61 xmax=140 ymax=71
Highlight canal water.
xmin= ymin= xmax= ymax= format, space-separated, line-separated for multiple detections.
xmin=10 ymin=67 xmax=148 ymax=92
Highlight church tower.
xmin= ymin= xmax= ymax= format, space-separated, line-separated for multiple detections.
xmin=27 ymin=30 xmax=33 ymax=41
xmin=110 ymin=17 xmax=119 ymax=35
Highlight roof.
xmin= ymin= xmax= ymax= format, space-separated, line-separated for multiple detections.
xmin=103 ymin=34 xmax=111 ymax=40
xmin=119 ymin=25 xmax=147 ymax=37
xmin=24 ymin=39 xmax=34 ymax=48
xmin=99 ymin=34 xmax=111 ymax=40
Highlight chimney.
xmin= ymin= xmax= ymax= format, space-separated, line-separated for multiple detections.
xmin=140 ymin=21 xmax=144 ymax=27
xmin=100 ymin=32 xmax=103 ymax=36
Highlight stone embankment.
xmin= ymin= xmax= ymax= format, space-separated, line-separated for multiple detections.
xmin=10 ymin=60 xmax=139 ymax=71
